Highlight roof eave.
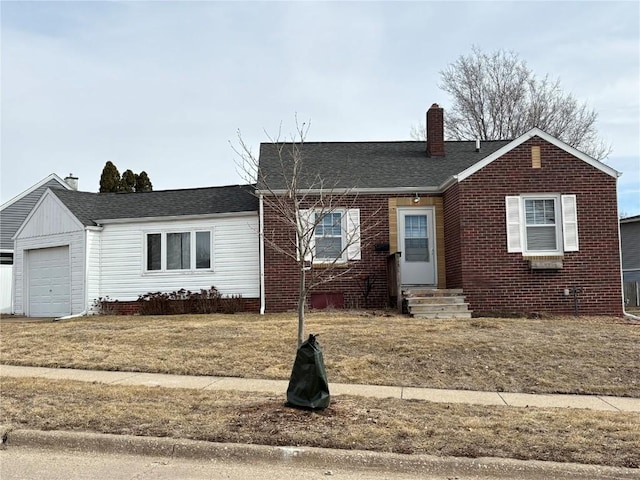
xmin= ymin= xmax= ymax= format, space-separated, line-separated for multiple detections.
xmin=256 ymin=186 xmax=443 ymax=196
xmin=1 ymin=173 xmax=71 ymax=211
xmin=94 ymin=210 xmax=258 ymax=225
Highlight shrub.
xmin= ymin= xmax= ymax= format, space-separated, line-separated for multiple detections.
xmin=136 ymin=287 xmax=244 ymax=315
xmin=91 ymin=296 xmax=119 ymax=315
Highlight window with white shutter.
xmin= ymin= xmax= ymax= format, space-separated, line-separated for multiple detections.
xmin=505 ymin=195 xmax=579 ymax=256
xmin=505 ymin=196 xmax=522 ymax=253
xmin=299 ymin=208 xmax=362 ymax=263
xmin=561 ymin=195 xmax=579 ymax=252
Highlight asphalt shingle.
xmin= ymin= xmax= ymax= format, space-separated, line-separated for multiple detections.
xmin=257 ymin=140 xmax=511 ymax=190
xmin=51 ymin=184 xmax=258 ymax=226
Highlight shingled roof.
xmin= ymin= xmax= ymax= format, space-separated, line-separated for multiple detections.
xmin=257 ymin=140 xmax=511 ymax=191
xmin=50 ymin=184 xmax=258 ymax=226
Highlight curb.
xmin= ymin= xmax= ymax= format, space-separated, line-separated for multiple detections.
xmin=1 ymin=426 xmax=637 ymax=479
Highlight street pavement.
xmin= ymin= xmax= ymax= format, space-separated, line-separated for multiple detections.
xmin=1 ymin=433 xmax=638 ymax=480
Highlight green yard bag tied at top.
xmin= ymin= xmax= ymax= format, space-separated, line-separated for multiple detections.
xmin=286 ymin=334 xmax=330 ymax=410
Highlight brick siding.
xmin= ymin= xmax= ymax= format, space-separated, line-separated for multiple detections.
xmin=263 ymin=137 xmax=622 ymax=316
xmin=448 ymin=137 xmax=623 ymax=316
xmin=100 ymin=297 xmax=261 ymax=315
xmin=263 ymin=194 xmax=394 ymax=312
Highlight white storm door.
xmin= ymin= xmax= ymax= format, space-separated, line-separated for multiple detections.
xmin=398 ymin=208 xmax=435 ymax=286
xmin=28 ymin=246 xmax=71 ymax=317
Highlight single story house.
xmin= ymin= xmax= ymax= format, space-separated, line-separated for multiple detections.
xmin=621 ymin=214 xmax=640 ymax=306
xmin=1 ymin=173 xmax=75 ymax=313
xmin=257 ymin=104 xmax=624 ymax=317
xmin=12 ymin=184 xmax=259 ymax=317
xmin=10 ymin=104 xmax=625 ymax=317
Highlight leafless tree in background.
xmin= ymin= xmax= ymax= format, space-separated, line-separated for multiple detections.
xmin=412 ymin=46 xmax=610 ymax=160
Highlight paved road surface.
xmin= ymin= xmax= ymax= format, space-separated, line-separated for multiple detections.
xmin=0 ymin=447 xmax=458 ymax=480
xmin=1 ymin=446 xmax=635 ymax=480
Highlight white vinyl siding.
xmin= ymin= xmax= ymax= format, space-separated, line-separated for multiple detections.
xmin=97 ymin=216 xmax=259 ymax=301
xmin=85 ymin=229 xmax=101 ymax=312
xmin=505 ymin=194 xmax=579 ymax=255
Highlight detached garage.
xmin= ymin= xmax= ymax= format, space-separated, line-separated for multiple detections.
xmin=27 ymin=246 xmax=71 ymax=317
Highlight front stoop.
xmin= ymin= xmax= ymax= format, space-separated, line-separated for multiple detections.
xmin=402 ymin=288 xmax=472 ymax=319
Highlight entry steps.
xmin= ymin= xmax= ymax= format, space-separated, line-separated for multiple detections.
xmin=403 ymin=288 xmax=472 ymax=319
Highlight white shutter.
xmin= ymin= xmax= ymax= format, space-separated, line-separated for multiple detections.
xmin=505 ymin=196 xmax=522 ymax=253
xmin=297 ymin=209 xmax=314 ymax=262
xmin=562 ymin=195 xmax=579 ymax=252
xmin=346 ymin=208 xmax=361 ymax=260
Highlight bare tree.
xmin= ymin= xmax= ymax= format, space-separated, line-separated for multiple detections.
xmin=234 ymin=120 xmax=381 ymax=347
xmin=412 ymin=46 xmax=610 ymax=160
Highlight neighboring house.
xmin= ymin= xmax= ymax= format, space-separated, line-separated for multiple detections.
xmin=0 ymin=174 xmax=75 ymax=314
xmin=12 ymin=185 xmax=259 ymax=317
xmin=620 ymin=215 xmax=640 ymax=307
xmin=257 ymin=104 xmax=623 ymax=316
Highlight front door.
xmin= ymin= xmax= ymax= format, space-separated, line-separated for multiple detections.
xmin=398 ymin=208 xmax=435 ymax=286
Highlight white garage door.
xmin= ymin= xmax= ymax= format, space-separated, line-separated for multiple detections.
xmin=28 ymin=246 xmax=70 ymax=317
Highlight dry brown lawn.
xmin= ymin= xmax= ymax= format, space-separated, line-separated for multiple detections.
xmin=1 ymin=377 xmax=638 ymax=468
xmin=1 ymin=312 xmax=639 ymax=396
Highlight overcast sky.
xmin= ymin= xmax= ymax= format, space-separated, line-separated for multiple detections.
xmin=1 ymin=1 xmax=638 ymax=215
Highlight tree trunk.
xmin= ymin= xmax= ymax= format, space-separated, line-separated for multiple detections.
xmin=297 ymin=268 xmax=306 ymax=348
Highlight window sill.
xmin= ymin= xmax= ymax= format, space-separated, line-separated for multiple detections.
xmin=144 ymin=269 xmax=215 ymax=275
xmin=312 ymin=261 xmax=350 ymax=269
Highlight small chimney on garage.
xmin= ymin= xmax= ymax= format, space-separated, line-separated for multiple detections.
xmin=426 ymin=103 xmax=445 ymax=157
xmin=64 ymin=173 xmax=78 ymax=190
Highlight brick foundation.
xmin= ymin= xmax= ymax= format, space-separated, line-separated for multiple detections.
xmin=97 ymin=297 xmax=261 ymax=315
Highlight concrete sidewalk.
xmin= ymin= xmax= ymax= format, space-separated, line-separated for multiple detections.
xmin=1 ymin=364 xmax=639 ymax=412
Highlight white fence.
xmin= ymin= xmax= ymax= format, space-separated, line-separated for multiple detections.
xmin=624 ymin=281 xmax=639 ymax=308
xmin=0 ymin=265 xmax=12 ymax=314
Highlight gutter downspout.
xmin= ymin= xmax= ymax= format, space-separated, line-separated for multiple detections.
xmin=55 ymin=311 xmax=87 ymax=321
xmin=259 ymin=194 xmax=265 ymax=315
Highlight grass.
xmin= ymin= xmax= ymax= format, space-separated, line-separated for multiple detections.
xmin=1 ymin=312 xmax=639 ymax=397
xmin=1 ymin=376 xmax=639 ymax=468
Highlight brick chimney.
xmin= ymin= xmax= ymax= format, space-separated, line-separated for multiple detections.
xmin=64 ymin=173 xmax=78 ymax=190
xmin=426 ymin=103 xmax=445 ymax=157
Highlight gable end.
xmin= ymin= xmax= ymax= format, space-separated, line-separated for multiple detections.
xmin=455 ymin=128 xmax=619 ymax=183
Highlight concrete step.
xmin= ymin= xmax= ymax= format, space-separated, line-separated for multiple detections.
xmin=402 ymin=288 xmax=471 ymax=319
xmin=407 ymin=296 xmax=467 ymax=305
xmin=403 ymin=288 xmax=464 ymax=297
xmin=409 ymin=303 xmax=471 ymax=314
xmin=412 ymin=311 xmax=473 ymax=319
